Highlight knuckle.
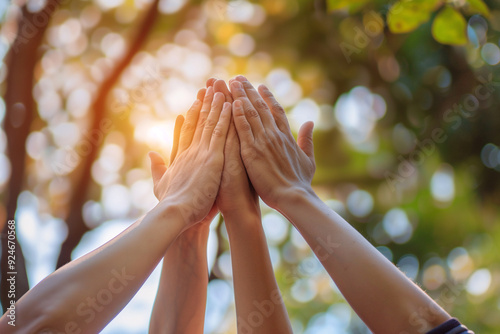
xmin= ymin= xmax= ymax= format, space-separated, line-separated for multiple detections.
xmin=212 ymin=127 xmax=224 ymax=138
xmin=263 ymin=90 xmax=274 ymax=98
xmin=271 ymin=102 xmax=285 ymax=114
xmin=254 ymin=99 xmax=268 ymax=111
xmin=183 ymin=121 xmax=195 ymax=132
xmin=198 ymin=117 xmax=207 ymax=128
xmin=236 ymin=117 xmax=252 ymax=132
xmin=245 ymin=106 xmax=259 ymax=118
xmin=205 ymin=118 xmax=217 ymax=129
xmin=241 ymin=122 xmax=252 ymax=132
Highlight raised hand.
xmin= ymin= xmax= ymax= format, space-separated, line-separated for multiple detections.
xmin=228 ymin=76 xmax=453 ymax=334
xmin=149 ymin=86 xmax=232 ymax=227
xmin=207 ymin=78 xmax=293 ymax=334
xmin=204 ymin=79 xmax=260 ymax=217
xmin=0 ymin=89 xmax=232 ymax=334
xmin=229 ymin=75 xmax=316 ymax=211
xmin=149 ymin=89 xmax=218 ymax=228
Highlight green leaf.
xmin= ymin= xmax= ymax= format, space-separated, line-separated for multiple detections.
xmin=327 ymin=0 xmax=370 ymax=13
xmin=463 ymin=0 xmax=490 ymax=17
xmin=387 ymin=0 xmax=443 ymax=34
xmin=432 ymin=7 xmax=468 ymax=45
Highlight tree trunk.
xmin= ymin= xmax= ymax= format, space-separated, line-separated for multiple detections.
xmin=56 ymin=0 xmax=161 ymax=268
xmin=1 ymin=0 xmax=60 ymax=311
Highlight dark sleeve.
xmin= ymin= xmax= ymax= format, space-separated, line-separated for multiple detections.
xmin=426 ymin=318 xmax=474 ymax=334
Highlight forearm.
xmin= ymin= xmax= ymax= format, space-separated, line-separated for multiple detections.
xmin=224 ymin=209 xmax=292 ymax=334
xmin=0 ymin=201 xmax=183 ymax=334
xmin=149 ymin=225 xmax=210 ymax=334
xmin=279 ymin=190 xmax=451 ymax=334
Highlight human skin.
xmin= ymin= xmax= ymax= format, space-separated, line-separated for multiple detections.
xmin=209 ymin=78 xmax=293 ymax=334
xmin=0 ymin=89 xmax=232 ymax=334
xmin=228 ymin=75 xmax=452 ymax=334
xmin=148 ymin=88 xmax=218 ymax=334
xmin=149 ymin=78 xmax=292 ymax=334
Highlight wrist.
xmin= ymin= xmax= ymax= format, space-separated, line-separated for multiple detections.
xmin=275 ymin=185 xmax=318 ymax=216
xmin=147 ymin=200 xmax=186 ymax=237
xmin=176 ymin=223 xmax=210 ymax=246
xmin=157 ymin=194 xmax=208 ymax=231
xmin=223 ymin=207 xmax=261 ymax=235
xmin=218 ymin=195 xmax=260 ymax=221
xmin=171 ymin=232 xmax=209 ymax=256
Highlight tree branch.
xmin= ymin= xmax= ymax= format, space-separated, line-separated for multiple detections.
xmin=1 ymin=0 xmax=60 ymax=311
xmin=56 ymin=0 xmax=161 ymax=268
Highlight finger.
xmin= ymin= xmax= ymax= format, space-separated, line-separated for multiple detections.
xmin=258 ymin=84 xmax=292 ymax=135
xmin=230 ymin=80 xmax=265 ymax=136
xmin=297 ymin=121 xmax=315 ymax=160
xmin=178 ymin=98 xmax=203 ymax=152
xmin=149 ymin=151 xmax=167 ymax=185
xmin=214 ymin=79 xmax=233 ymax=103
xmin=197 ymin=88 xmax=207 ymax=101
xmin=169 ymin=115 xmax=184 ymax=166
xmin=206 ymin=77 xmax=217 ymax=88
xmin=234 ymin=76 xmax=276 ymax=130
xmin=232 ymin=100 xmax=254 ymax=144
xmin=224 ymin=122 xmax=239 ymax=158
xmin=209 ymin=102 xmax=232 ymax=152
xmin=227 ymin=122 xmax=239 ymax=149
xmin=192 ymin=86 xmax=214 ymax=144
xmin=201 ymin=92 xmax=225 ymax=147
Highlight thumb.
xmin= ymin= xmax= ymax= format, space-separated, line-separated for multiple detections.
xmin=169 ymin=115 xmax=184 ymax=166
xmin=297 ymin=121 xmax=315 ymax=160
xmin=149 ymin=151 xmax=167 ymax=185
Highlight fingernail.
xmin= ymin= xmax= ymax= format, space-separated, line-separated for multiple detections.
xmin=235 ymin=75 xmax=247 ymax=81
xmin=232 ymin=81 xmax=242 ymax=89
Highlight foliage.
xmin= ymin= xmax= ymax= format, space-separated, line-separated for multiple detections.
xmin=1 ymin=0 xmax=500 ymax=333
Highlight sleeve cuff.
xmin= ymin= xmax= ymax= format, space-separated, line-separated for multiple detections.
xmin=426 ymin=318 xmax=474 ymax=334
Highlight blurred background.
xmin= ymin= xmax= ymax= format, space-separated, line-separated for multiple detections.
xmin=0 ymin=0 xmax=499 ymax=332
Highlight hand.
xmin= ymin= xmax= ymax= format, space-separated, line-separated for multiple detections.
xmin=149 ymin=86 xmax=232 ymax=229
xmin=205 ymin=79 xmax=259 ymax=218
xmin=229 ymin=75 xmax=316 ymax=210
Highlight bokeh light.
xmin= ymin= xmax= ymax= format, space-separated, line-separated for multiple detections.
xmin=1 ymin=0 xmax=499 ymax=332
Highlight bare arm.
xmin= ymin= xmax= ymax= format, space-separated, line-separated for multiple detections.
xmin=212 ymin=79 xmax=292 ymax=334
xmin=149 ymin=223 xmax=211 ymax=334
xmin=229 ymin=76 xmax=451 ymax=334
xmin=149 ymin=88 xmax=217 ymax=334
xmin=0 ymin=92 xmax=232 ymax=334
